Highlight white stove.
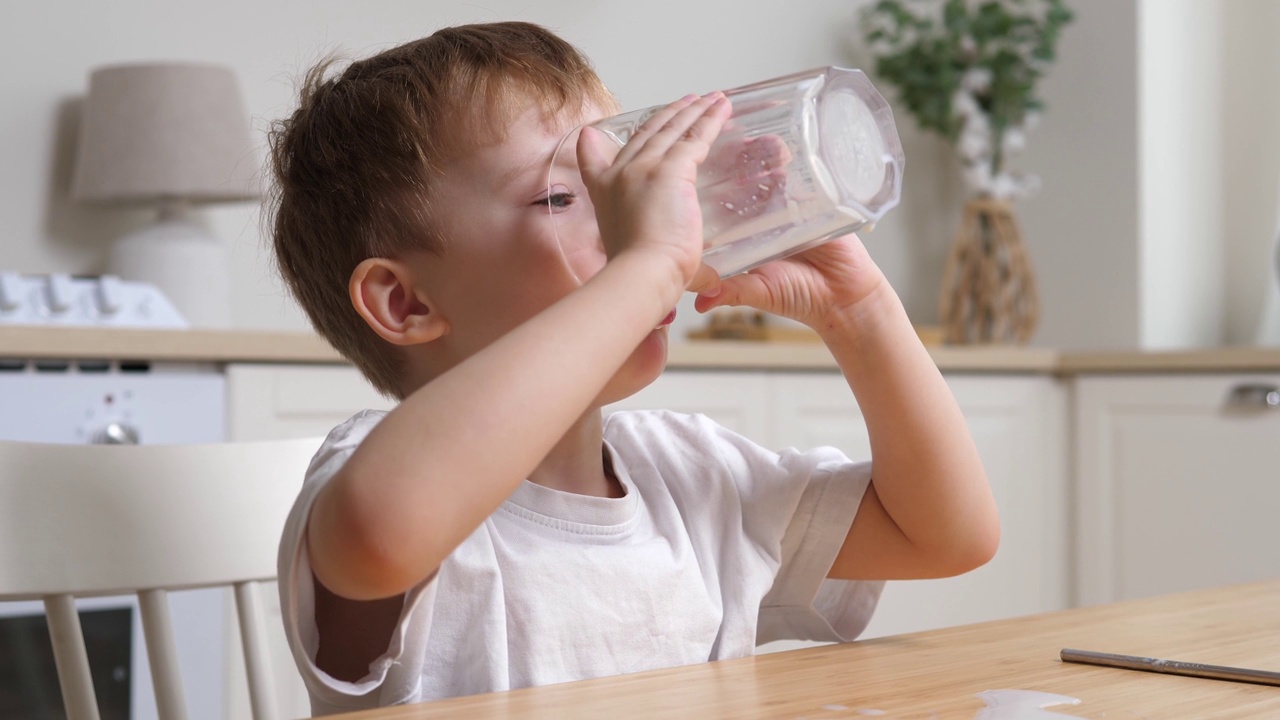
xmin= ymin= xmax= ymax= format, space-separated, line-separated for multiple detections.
xmin=0 ymin=272 xmax=187 ymax=328
xmin=0 ymin=272 xmax=224 ymax=446
xmin=0 ymin=272 xmax=229 ymax=720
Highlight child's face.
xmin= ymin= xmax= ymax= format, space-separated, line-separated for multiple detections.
xmin=404 ymin=99 xmax=671 ymax=406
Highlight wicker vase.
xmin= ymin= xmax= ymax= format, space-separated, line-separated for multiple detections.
xmin=939 ymin=197 xmax=1040 ymax=344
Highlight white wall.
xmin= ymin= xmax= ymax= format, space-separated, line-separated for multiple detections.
xmin=1022 ymin=0 xmax=1280 ymax=349
xmin=1138 ymin=0 xmax=1223 ymax=348
xmin=1017 ymin=0 xmax=1142 ymax=349
xmin=1223 ymin=0 xmax=1280 ymax=344
xmin=1 ymin=1 xmax=1277 ymax=348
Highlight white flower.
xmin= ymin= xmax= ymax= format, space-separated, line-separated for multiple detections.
xmin=1002 ymin=128 xmax=1027 ymax=155
xmin=964 ymin=162 xmax=994 ymax=194
xmin=986 ymin=172 xmax=1043 ymax=201
xmin=991 ymin=173 xmax=1020 ymax=200
xmin=962 ymin=67 xmax=993 ymax=92
xmin=953 ymin=89 xmax=980 ymax=118
xmin=959 ymin=130 xmax=990 ymax=161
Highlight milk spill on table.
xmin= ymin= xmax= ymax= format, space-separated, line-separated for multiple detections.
xmin=974 ymin=689 xmax=1084 ymax=719
xmin=804 ymin=690 xmax=1080 ymax=719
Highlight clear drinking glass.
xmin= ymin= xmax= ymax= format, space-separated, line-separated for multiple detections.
xmin=566 ymin=67 xmax=905 ymax=278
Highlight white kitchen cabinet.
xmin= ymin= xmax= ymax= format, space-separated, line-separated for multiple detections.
xmin=603 ymin=370 xmax=771 ymax=438
xmin=1075 ymin=374 xmax=1280 ymax=606
xmin=768 ymin=373 xmax=1071 ymax=640
xmin=226 ymin=363 xmax=394 ymax=441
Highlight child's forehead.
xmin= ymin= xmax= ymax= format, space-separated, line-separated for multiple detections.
xmin=444 ymin=92 xmax=613 ymax=175
xmin=472 ymin=86 xmax=613 ymax=143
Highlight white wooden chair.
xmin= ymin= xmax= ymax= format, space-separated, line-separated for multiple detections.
xmin=0 ymin=438 xmax=322 ymax=720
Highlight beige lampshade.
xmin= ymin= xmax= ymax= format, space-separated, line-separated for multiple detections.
xmin=72 ymin=62 xmax=259 ymax=203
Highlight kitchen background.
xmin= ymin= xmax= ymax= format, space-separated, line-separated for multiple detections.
xmin=2 ymin=0 xmax=1278 ymax=349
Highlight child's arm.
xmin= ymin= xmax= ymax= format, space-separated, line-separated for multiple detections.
xmin=694 ymin=236 xmax=999 ymax=580
xmin=308 ymin=93 xmax=731 ymax=602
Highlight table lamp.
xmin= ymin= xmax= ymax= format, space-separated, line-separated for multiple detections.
xmin=71 ymin=62 xmax=260 ymax=328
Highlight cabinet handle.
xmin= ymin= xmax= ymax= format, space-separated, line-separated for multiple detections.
xmin=1228 ymin=384 xmax=1280 ymax=409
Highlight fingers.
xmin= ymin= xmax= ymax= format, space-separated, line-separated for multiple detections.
xmin=617 ymin=92 xmax=730 ymax=166
xmin=576 ymin=125 xmax=612 ymax=189
xmin=635 ymin=92 xmax=730 ymax=162
xmin=686 ymin=263 xmax=723 ymax=297
xmin=693 ymin=269 xmax=769 ymax=313
xmin=609 ymin=94 xmax=698 ymax=166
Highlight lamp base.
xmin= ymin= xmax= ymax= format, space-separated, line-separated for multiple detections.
xmin=108 ymin=207 xmax=230 ymax=328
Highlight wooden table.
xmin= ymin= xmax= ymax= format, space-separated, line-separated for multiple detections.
xmin=333 ymin=581 xmax=1280 ymax=719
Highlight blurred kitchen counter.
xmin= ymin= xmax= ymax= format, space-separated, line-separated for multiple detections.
xmin=3 ymin=326 xmax=1280 ymax=373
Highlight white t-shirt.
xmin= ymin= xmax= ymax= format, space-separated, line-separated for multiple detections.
xmin=278 ymin=409 xmax=883 ymax=715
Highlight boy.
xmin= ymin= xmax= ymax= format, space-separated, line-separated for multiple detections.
xmin=269 ymin=21 xmax=998 ymax=715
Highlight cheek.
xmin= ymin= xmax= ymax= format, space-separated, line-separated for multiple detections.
xmin=550 ymin=206 xmax=606 ymax=283
xmin=562 ymin=238 xmax=606 ymax=283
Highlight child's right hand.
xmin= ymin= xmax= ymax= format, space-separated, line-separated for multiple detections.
xmin=577 ymin=92 xmax=731 ymax=296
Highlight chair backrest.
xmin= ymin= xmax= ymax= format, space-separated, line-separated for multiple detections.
xmin=0 ymin=437 xmax=322 ymax=720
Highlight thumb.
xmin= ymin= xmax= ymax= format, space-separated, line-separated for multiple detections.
xmin=576 ymin=126 xmax=613 ymax=188
xmin=687 ymin=263 xmax=722 ymax=298
xmin=695 ymin=271 xmax=765 ymax=313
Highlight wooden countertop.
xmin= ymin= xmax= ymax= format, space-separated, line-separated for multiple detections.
xmin=334 ymin=581 xmax=1280 ymax=719
xmin=2 ymin=326 xmax=1280 ymax=373
xmin=0 ymin=327 xmax=340 ymax=364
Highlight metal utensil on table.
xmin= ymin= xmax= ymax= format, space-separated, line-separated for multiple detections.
xmin=1061 ymin=648 xmax=1280 ymax=687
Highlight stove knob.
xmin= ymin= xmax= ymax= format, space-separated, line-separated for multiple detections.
xmin=96 ymin=275 xmax=123 ymax=315
xmin=93 ymin=422 xmax=140 ymax=445
xmin=0 ymin=272 xmax=23 ymax=312
xmin=47 ymin=273 xmax=74 ymax=313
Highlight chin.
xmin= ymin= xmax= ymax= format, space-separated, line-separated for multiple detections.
xmin=597 ymin=327 xmax=670 ymax=406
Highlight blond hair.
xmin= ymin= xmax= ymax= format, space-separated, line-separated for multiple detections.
xmin=267 ymin=22 xmax=614 ymax=397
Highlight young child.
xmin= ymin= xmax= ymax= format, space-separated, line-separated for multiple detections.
xmin=269 ymin=21 xmax=999 ymax=715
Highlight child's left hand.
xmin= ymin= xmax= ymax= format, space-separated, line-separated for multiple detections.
xmin=693 ymin=233 xmax=889 ymax=334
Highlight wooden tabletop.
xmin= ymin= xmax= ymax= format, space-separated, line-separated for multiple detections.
xmin=331 ymin=580 xmax=1280 ymax=719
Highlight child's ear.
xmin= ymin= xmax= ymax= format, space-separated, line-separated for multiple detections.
xmin=349 ymin=258 xmax=449 ymax=345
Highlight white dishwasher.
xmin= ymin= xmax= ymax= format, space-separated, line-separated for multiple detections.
xmin=0 ymin=273 xmax=231 ymax=720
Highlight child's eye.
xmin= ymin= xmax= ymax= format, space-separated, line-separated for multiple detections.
xmin=536 ymin=192 xmax=578 ymax=210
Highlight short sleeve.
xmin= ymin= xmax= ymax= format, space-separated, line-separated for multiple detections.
xmin=688 ymin=417 xmax=882 ymax=646
xmin=754 ymin=450 xmax=883 ymax=644
xmin=275 ymin=410 xmax=439 ymax=714
xmin=605 ymin=410 xmax=883 ymax=648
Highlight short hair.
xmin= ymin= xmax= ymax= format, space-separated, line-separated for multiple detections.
xmin=267 ymin=22 xmax=615 ymax=397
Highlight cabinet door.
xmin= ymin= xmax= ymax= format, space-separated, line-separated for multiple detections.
xmin=226 ymin=364 xmax=394 ymax=441
xmin=604 ymin=370 xmax=771 ymax=439
xmin=771 ymin=373 xmax=1070 ymax=639
xmin=1076 ymin=375 xmax=1280 ymax=605
xmin=940 ymin=376 xmax=1070 ymax=626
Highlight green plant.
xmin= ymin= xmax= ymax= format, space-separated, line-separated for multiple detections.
xmin=862 ymin=0 xmax=1072 ymax=197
